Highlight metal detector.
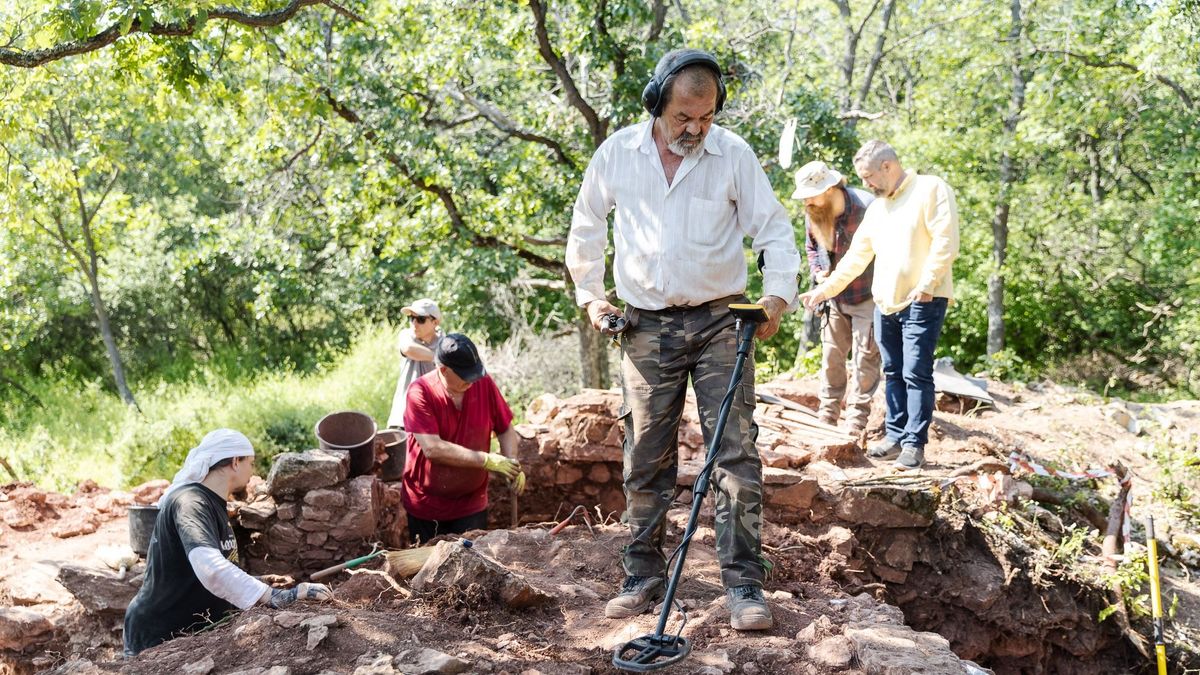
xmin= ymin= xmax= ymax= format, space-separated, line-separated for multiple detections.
xmin=613 ymin=302 xmax=769 ymax=672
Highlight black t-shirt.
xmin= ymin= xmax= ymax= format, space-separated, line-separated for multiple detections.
xmin=123 ymin=483 xmax=242 ymax=655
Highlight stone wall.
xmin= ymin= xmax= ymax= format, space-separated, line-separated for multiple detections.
xmin=235 ymin=449 xmax=402 ymax=575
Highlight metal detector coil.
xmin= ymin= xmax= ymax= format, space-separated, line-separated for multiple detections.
xmin=612 ymin=303 xmax=767 ymax=672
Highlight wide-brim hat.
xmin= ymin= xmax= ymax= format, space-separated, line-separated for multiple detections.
xmin=791 ymin=160 xmax=844 ymax=200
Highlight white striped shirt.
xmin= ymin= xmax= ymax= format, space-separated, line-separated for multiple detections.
xmin=567 ymin=120 xmax=800 ymax=311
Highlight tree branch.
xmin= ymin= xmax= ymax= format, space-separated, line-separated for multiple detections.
xmin=646 ymin=0 xmax=668 ymax=43
xmin=0 ymin=0 xmax=358 ymax=68
xmin=450 ymin=87 xmax=578 ymax=169
xmin=852 ymin=0 xmax=896 ymax=113
xmin=837 ymin=109 xmax=885 ymax=120
xmin=325 ymin=92 xmax=565 ymax=274
xmin=1036 ymin=48 xmax=1196 ymax=110
xmin=528 ymin=0 xmax=608 ymax=147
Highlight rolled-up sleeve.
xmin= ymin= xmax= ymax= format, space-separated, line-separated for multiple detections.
xmin=916 ymin=178 xmax=960 ymax=296
xmin=733 ymin=147 xmax=801 ymax=307
xmin=566 ymin=147 xmax=615 ymax=307
xmin=817 ymin=224 xmax=875 ymax=299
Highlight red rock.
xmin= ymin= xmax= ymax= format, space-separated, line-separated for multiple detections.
xmin=767 ymin=478 xmax=821 ymax=511
xmin=237 ymin=498 xmax=277 ymax=530
xmin=555 ymin=464 xmax=584 ymax=485
xmin=0 ymin=607 xmax=54 ymax=651
xmin=303 ymin=489 xmax=346 ymax=510
xmin=525 ymin=394 xmax=561 ymax=424
xmin=276 ymin=501 xmax=298 ymax=520
xmin=269 ymin=522 xmax=303 ymax=543
xmin=587 ymin=463 xmax=612 ymax=483
xmin=131 ymin=479 xmax=169 ymax=505
xmin=74 ymin=479 xmax=103 ymax=495
xmin=51 ymin=508 xmax=100 ymax=538
xmin=301 ymin=505 xmax=333 ymax=522
xmin=1 ymin=505 xmax=35 ymax=528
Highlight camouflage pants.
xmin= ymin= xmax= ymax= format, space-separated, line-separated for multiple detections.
xmin=619 ymin=296 xmax=764 ymax=589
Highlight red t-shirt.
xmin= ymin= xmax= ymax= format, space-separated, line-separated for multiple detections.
xmin=401 ymin=372 xmax=514 ymax=521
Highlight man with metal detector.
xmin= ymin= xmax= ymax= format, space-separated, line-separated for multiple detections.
xmin=566 ymin=48 xmax=801 ymax=639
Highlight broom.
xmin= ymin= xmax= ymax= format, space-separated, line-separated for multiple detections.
xmin=309 ymin=539 xmax=473 ymax=582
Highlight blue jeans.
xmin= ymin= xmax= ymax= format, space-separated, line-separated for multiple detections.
xmin=875 ymin=298 xmax=948 ymax=449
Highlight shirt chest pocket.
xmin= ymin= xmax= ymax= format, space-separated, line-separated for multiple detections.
xmin=687 ymin=197 xmax=733 ymax=247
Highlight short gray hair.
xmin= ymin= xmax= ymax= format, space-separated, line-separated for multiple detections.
xmin=662 ymin=64 xmax=720 ymax=110
xmin=853 ymin=140 xmax=899 ymax=169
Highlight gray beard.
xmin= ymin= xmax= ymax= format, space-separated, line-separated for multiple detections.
xmin=667 ymin=135 xmax=704 ymax=157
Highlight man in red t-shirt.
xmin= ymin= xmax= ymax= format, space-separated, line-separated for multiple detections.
xmin=401 ymin=333 xmax=524 ymax=543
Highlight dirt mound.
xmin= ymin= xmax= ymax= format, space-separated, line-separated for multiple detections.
xmin=34 ymin=525 xmax=988 ymax=675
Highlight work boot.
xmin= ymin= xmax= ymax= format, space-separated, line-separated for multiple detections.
xmin=866 ymin=439 xmax=901 ymax=460
xmin=895 ymin=446 xmax=925 ymax=470
xmin=604 ymin=575 xmax=665 ymax=619
xmin=817 ymin=409 xmax=839 ymax=427
xmin=727 ymin=585 xmax=773 ymax=630
xmin=844 ymin=418 xmax=868 ymax=434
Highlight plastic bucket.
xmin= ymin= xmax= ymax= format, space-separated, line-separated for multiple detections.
xmin=128 ymin=505 xmax=160 ymax=556
xmin=376 ymin=429 xmax=406 ymax=481
xmin=315 ymin=411 xmax=377 ymax=477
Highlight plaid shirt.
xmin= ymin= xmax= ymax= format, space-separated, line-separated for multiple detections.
xmin=805 ymin=186 xmax=874 ymax=306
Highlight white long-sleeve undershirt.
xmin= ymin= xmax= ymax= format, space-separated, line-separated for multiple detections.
xmin=187 ymin=546 xmax=270 ymax=609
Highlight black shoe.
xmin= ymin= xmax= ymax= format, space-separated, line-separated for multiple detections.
xmin=895 ymin=446 xmax=925 ymax=470
xmin=727 ymin=585 xmax=773 ymax=630
xmin=604 ymin=575 xmax=665 ymax=618
xmin=866 ymin=439 xmax=901 ymax=460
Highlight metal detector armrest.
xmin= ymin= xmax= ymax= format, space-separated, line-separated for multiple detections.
xmin=729 ymin=303 xmax=769 ymax=323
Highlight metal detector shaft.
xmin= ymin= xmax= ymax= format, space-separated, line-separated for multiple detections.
xmin=1146 ymin=516 xmax=1168 ymax=675
xmin=651 ymin=315 xmax=758 ymax=639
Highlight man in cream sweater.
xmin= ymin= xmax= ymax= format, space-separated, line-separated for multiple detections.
xmin=799 ymin=140 xmax=959 ymax=470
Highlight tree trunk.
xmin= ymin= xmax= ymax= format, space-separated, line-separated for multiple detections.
xmin=577 ymin=311 xmax=610 ymax=389
xmin=988 ymin=0 xmax=1029 ymax=357
xmin=85 ymin=271 xmax=137 ymax=407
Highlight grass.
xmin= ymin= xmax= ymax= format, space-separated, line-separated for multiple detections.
xmin=1 ymin=324 xmax=599 ymax=492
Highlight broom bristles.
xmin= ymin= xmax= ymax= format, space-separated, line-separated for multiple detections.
xmin=385 ymin=547 xmax=435 ymax=577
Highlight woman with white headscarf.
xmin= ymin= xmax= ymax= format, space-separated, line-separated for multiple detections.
xmin=123 ymin=429 xmax=332 ymax=656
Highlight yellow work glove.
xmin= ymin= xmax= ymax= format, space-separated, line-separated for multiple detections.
xmin=512 ymin=471 xmax=526 ymax=496
xmin=482 ymin=452 xmax=521 ymax=480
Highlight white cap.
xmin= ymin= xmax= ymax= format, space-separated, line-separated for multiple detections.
xmin=791 ymin=160 xmax=845 ymax=200
xmin=401 ymin=298 xmax=442 ymax=320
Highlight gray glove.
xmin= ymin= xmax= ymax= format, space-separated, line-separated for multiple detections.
xmin=268 ymin=582 xmax=333 ymax=608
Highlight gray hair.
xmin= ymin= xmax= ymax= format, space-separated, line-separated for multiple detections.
xmin=662 ymin=63 xmax=720 ymax=110
xmin=853 ymin=140 xmax=899 ymax=170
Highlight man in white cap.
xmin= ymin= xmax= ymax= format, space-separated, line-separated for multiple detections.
xmin=387 ymin=298 xmax=444 ymax=430
xmin=792 ymin=160 xmax=880 ymax=433
xmin=123 ymin=429 xmax=332 ymax=656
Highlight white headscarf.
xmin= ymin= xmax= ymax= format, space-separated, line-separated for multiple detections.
xmin=158 ymin=428 xmax=255 ymax=505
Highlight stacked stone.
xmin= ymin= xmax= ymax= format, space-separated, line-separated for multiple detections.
xmin=512 ymin=389 xmax=827 ymax=524
xmin=235 ymin=449 xmax=392 ymax=575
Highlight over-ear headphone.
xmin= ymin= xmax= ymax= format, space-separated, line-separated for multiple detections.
xmin=641 ymin=48 xmax=726 ymax=117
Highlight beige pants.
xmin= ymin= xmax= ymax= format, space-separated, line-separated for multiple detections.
xmin=818 ymin=298 xmax=881 ymax=427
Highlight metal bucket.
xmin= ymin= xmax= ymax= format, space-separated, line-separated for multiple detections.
xmin=376 ymin=429 xmax=406 ymax=481
xmin=315 ymin=411 xmax=377 ymax=477
xmin=128 ymin=504 xmax=160 ymax=556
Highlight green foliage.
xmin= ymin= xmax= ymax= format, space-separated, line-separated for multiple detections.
xmin=1144 ymin=437 xmax=1200 ymax=527
xmin=1 ymin=0 xmax=1199 ymax=488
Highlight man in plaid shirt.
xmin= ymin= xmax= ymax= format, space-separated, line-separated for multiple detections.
xmin=793 ymin=160 xmax=880 ymax=432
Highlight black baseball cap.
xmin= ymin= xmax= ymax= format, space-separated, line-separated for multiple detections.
xmin=434 ymin=333 xmax=486 ymax=383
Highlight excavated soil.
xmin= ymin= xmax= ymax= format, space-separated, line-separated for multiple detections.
xmin=3 ymin=374 xmax=1199 ymax=674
